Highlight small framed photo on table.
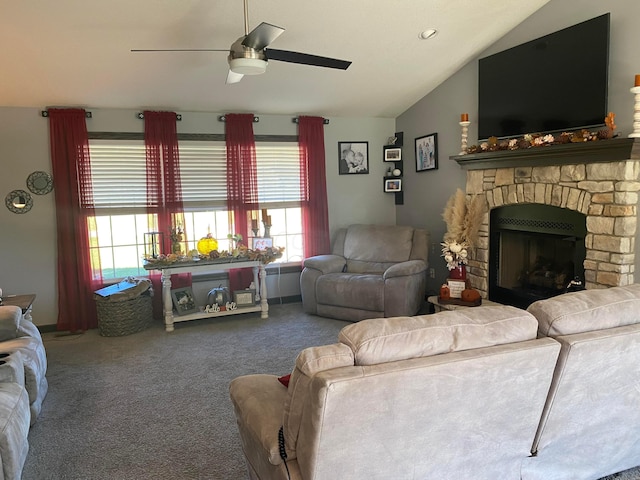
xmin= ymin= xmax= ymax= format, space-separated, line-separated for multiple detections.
xmin=171 ymin=287 xmax=197 ymax=315
xmin=251 ymin=237 xmax=273 ymax=250
xmin=233 ymin=289 xmax=256 ymax=308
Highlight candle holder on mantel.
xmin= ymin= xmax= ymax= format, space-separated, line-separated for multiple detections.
xmin=459 ymin=119 xmax=471 ymax=155
xmin=263 ymin=223 xmax=271 ymax=239
xmin=629 ymin=75 xmax=640 ymax=138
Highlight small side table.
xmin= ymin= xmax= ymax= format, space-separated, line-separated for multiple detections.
xmin=0 ymin=294 xmax=36 ymax=321
xmin=427 ymin=295 xmax=501 ymax=313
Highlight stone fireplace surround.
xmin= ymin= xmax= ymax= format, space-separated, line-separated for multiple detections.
xmin=452 ymin=137 xmax=640 ymax=298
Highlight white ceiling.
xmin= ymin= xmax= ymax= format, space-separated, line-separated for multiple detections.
xmin=0 ymin=0 xmax=551 ymax=118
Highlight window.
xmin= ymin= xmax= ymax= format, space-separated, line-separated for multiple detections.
xmin=88 ymin=138 xmax=304 ymax=280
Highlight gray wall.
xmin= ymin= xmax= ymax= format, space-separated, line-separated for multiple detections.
xmin=0 ymin=107 xmax=395 ymax=327
xmin=396 ymin=0 xmax=640 ymax=296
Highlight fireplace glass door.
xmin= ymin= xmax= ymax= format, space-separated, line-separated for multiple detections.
xmin=489 ymin=204 xmax=586 ymax=308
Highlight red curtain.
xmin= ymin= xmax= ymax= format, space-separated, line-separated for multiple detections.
xmin=225 ymin=113 xmax=258 ymax=291
xmin=144 ymin=111 xmax=190 ymax=318
xmin=298 ymin=116 xmax=330 ymax=257
xmin=48 ymin=108 xmax=102 ymax=332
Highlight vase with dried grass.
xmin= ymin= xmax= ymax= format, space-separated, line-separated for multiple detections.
xmin=441 ymin=189 xmax=487 ymax=279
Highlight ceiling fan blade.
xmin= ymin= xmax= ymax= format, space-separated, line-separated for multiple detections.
xmin=131 ymin=49 xmax=229 ymax=52
xmin=265 ymin=49 xmax=351 ymax=70
xmin=226 ymin=70 xmax=244 ymax=85
xmin=242 ymin=22 xmax=285 ymax=50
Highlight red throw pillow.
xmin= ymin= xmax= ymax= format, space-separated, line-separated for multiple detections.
xmin=278 ymin=374 xmax=291 ymax=388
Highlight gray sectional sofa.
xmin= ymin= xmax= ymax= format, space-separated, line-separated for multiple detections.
xmin=0 ymin=305 xmax=48 ymax=480
xmin=230 ymin=284 xmax=640 ymax=480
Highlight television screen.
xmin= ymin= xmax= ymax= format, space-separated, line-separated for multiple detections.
xmin=478 ymin=13 xmax=610 ymax=140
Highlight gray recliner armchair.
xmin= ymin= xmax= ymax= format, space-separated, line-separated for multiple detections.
xmin=300 ymin=224 xmax=429 ymax=322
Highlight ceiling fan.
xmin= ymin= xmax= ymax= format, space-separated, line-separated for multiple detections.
xmin=131 ymin=0 xmax=352 ymax=84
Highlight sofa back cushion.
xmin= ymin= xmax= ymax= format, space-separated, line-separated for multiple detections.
xmin=295 ymin=337 xmax=560 ymax=480
xmin=528 ymin=284 xmax=640 ymax=336
xmin=338 ymin=305 xmax=539 ymax=366
xmin=336 ymin=224 xmax=416 ymax=274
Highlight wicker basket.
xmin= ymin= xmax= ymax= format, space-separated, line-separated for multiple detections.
xmin=95 ymin=293 xmax=153 ymax=337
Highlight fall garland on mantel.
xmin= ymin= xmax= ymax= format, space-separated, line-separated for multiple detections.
xmin=465 ymin=113 xmax=617 ymax=154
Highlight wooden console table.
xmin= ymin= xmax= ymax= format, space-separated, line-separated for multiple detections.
xmin=1 ymin=294 xmax=36 ymax=321
xmin=145 ymin=260 xmax=267 ymax=332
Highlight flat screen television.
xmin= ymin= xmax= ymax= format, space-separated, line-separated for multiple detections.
xmin=478 ymin=13 xmax=610 ymax=141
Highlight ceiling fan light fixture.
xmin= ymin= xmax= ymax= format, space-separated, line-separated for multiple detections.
xmin=229 ymin=57 xmax=268 ymax=75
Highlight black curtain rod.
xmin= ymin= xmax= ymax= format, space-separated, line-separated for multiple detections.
xmin=218 ymin=115 xmax=259 ymax=122
xmin=292 ymin=117 xmax=329 ymax=124
xmin=136 ymin=112 xmax=182 ymax=121
xmin=41 ymin=110 xmax=92 ymax=118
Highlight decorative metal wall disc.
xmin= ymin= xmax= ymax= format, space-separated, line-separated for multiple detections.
xmin=5 ymin=189 xmax=33 ymax=214
xmin=26 ymin=171 xmax=53 ymax=195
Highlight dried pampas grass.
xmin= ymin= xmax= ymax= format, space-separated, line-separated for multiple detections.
xmin=442 ymin=189 xmax=486 ymax=247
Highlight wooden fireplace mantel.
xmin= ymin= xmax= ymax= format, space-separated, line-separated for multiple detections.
xmin=451 ymin=137 xmax=639 ymax=170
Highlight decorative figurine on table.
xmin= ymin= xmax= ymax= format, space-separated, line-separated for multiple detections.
xmin=261 ymin=208 xmax=272 ymax=238
xmin=170 ymin=225 xmax=184 ymax=254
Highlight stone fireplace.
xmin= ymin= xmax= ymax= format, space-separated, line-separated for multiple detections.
xmin=452 ymin=137 xmax=640 ymax=303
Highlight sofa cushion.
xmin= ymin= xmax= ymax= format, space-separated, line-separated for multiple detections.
xmin=1 ymin=336 xmax=48 ymax=424
xmin=0 ymin=382 xmax=30 ymax=480
xmin=0 ymin=307 xmax=21 ymax=342
xmin=316 ymin=273 xmax=384 ymax=311
xmin=295 ymin=343 xmax=354 ymax=376
xmin=343 ymin=224 xmax=414 ymax=273
xmin=339 ymin=305 xmax=539 ymax=365
xmin=528 ymin=284 xmax=640 ymax=336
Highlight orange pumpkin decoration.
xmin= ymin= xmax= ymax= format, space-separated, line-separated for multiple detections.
xmin=461 ymin=288 xmax=481 ymax=303
xmin=439 ymin=284 xmax=450 ymax=300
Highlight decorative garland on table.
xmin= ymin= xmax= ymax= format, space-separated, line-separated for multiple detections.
xmin=143 ymin=246 xmax=285 ymax=269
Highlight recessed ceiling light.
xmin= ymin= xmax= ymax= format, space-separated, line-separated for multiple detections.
xmin=419 ymin=29 xmax=438 ymax=40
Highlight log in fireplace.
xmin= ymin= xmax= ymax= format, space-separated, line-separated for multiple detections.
xmin=489 ymin=204 xmax=586 ymax=308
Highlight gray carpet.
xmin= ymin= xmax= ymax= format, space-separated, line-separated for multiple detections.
xmin=23 ymin=303 xmax=347 ymax=480
xmin=21 ymin=303 xmax=640 ymax=480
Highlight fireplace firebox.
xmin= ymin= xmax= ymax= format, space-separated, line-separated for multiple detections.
xmin=489 ymin=204 xmax=586 ymax=309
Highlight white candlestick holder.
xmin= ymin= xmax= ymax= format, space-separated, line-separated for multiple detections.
xmin=459 ymin=121 xmax=471 ymax=154
xmin=630 ymin=86 xmax=640 ymax=138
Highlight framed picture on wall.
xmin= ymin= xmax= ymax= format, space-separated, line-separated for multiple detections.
xmin=338 ymin=141 xmax=369 ymax=175
xmin=415 ymin=133 xmax=438 ymax=172
xmin=384 ymin=178 xmax=402 ymax=192
xmin=383 ymin=146 xmax=402 ymax=162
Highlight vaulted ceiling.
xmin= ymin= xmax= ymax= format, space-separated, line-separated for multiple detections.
xmin=0 ymin=0 xmax=551 ymax=118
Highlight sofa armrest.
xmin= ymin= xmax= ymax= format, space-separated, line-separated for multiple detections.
xmin=383 ymin=260 xmax=427 ymax=279
xmin=0 ymin=307 xmax=21 ymax=342
xmin=302 ymin=255 xmax=346 ymax=275
xmin=229 ymin=374 xmax=289 ymax=467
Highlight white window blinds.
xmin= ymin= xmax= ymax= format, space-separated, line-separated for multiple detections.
xmin=87 ymin=139 xmax=303 ymax=211
xmin=88 ymin=140 xmax=147 ymax=211
xmin=255 ymin=142 xmax=303 ymax=205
